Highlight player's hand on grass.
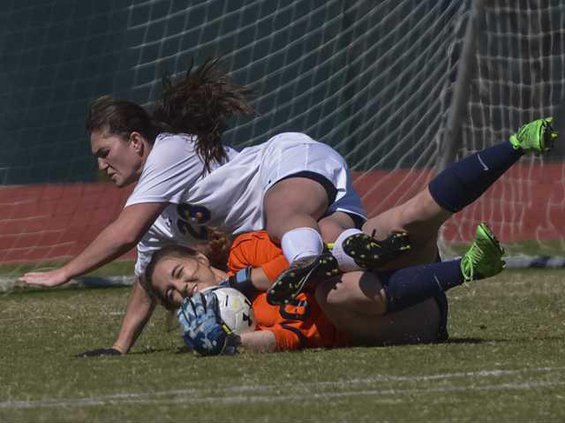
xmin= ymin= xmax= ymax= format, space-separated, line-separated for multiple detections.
xmin=77 ymin=348 xmax=122 ymax=358
xmin=177 ymin=291 xmax=239 ymax=356
xmin=18 ymin=268 xmax=70 ymax=287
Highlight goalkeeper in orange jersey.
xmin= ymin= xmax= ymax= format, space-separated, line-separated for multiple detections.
xmin=144 ymin=238 xmax=350 ymax=353
xmin=144 ymin=223 xmax=502 ymax=354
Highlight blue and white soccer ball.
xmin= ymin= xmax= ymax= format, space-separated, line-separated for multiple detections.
xmin=212 ymin=287 xmax=256 ymax=335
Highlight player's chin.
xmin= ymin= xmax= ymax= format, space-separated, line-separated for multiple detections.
xmin=114 ymin=175 xmax=137 ymax=188
xmin=112 ymin=178 xmax=126 ymax=187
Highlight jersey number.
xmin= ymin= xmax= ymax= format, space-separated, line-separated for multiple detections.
xmin=278 ymin=298 xmax=310 ymax=321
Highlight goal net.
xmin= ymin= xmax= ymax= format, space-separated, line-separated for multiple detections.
xmin=443 ymin=0 xmax=565 ymax=263
xmin=1 ymin=0 xmax=564 ymax=282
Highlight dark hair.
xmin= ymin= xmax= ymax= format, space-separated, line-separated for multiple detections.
xmin=86 ymin=96 xmax=163 ymax=144
xmin=87 ymin=58 xmax=252 ymax=172
xmin=153 ymin=58 xmax=252 ymax=172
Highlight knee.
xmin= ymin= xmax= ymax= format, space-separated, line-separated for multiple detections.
xmin=315 ymin=272 xmax=387 ymax=316
xmin=319 ymin=220 xmax=346 ymax=243
xmin=314 ymin=277 xmax=354 ymax=330
xmin=314 ymin=278 xmax=339 ymax=310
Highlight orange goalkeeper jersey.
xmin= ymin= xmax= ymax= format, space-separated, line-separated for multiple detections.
xmin=227 ymin=231 xmax=350 ymax=351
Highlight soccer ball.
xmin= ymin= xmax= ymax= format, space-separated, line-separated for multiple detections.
xmin=212 ymin=287 xmax=256 ymax=335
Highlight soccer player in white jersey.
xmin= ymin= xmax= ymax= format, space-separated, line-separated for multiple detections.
xmin=19 ymin=59 xmax=385 ymax=355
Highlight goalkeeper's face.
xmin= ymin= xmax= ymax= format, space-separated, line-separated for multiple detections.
xmin=150 ymin=253 xmax=227 ymax=310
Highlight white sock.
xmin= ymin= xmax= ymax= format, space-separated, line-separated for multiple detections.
xmin=281 ymin=227 xmax=324 ymax=263
xmin=331 ymin=228 xmax=364 ymax=272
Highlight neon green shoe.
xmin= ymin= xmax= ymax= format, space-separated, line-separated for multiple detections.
xmin=460 ymin=222 xmax=505 ymax=282
xmin=509 ymin=117 xmax=559 ymax=153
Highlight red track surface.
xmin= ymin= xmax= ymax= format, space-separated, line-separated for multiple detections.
xmin=1 ymin=164 xmax=564 ymax=264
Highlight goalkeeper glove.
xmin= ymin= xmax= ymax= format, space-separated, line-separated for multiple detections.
xmin=177 ymin=291 xmax=240 ymax=356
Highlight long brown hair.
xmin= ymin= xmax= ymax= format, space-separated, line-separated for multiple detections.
xmin=86 ymin=96 xmax=163 ymax=145
xmin=153 ymin=58 xmax=252 ymax=172
xmin=86 ymin=58 xmax=252 ymax=172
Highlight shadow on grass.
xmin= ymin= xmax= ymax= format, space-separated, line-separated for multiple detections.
xmin=444 ymin=337 xmax=520 ymax=344
xmin=444 ymin=337 xmax=488 ymax=344
xmin=74 ymin=347 xmax=173 ymax=359
xmin=175 ymin=346 xmax=194 ymax=355
xmin=127 ymin=347 xmax=173 ymax=355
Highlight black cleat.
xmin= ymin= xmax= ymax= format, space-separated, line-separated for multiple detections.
xmin=266 ymin=253 xmax=339 ymax=305
xmin=342 ymin=230 xmax=412 ymax=269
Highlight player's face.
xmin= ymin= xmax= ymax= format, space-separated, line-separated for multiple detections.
xmin=90 ymin=129 xmax=144 ymax=187
xmin=150 ymin=254 xmax=222 ymax=309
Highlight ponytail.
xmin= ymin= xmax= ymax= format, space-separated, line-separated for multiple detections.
xmin=153 ymin=58 xmax=252 ymax=172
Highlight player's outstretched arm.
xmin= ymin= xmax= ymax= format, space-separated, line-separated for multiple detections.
xmin=112 ymin=277 xmax=156 ymax=353
xmin=239 ymin=331 xmax=276 ymax=352
xmin=78 ymin=277 xmax=156 ymax=357
xmin=19 ymin=202 xmax=167 ymax=287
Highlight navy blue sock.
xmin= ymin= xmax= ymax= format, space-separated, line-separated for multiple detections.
xmin=429 ymin=141 xmax=523 ymax=212
xmin=381 ymin=259 xmax=463 ymax=314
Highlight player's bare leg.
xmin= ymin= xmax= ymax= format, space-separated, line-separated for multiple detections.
xmin=263 ymin=177 xmax=330 ymax=244
xmin=315 ymin=272 xmax=441 ymax=346
xmin=316 ymin=222 xmax=505 ymax=345
xmin=317 ymin=211 xmax=358 ymax=242
xmin=267 ymin=204 xmax=414 ymax=305
xmin=264 ymin=177 xmax=343 ymax=305
xmin=360 ymin=188 xmax=451 ymax=270
xmin=355 ymin=117 xmax=559 ymax=271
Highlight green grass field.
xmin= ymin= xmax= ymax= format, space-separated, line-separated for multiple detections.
xmin=2 ymin=269 xmax=565 ymax=422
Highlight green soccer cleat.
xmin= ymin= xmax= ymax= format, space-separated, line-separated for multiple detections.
xmin=509 ymin=117 xmax=559 ymax=153
xmin=460 ymin=222 xmax=505 ymax=282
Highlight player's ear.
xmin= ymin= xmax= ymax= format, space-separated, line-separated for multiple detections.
xmin=128 ymin=131 xmax=145 ymax=154
xmin=195 ymin=252 xmax=210 ymax=267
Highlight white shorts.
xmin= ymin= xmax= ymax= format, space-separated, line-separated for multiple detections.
xmin=260 ymin=133 xmax=366 ymax=223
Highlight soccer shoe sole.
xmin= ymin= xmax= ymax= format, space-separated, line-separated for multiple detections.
xmin=476 ymin=222 xmax=505 ymax=258
xmin=511 ymin=117 xmax=558 ymax=153
xmin=266 ymin=254 xmax=338 ymax=305
xmin=541 ymin=119 xmax=558 ymax=152
xmin=462 ymin=222 xmax=505 ymax=281
xmin=342 ymin=231 xmax=411 ymax=269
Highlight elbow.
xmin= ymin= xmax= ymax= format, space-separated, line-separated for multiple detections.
xmin=109 ymin=226 xmax=142 ymax=251
xmin=118 ymin=234 xmax=140 ymax=252
xmin=120 ymin=232 xmax=141 ymax=248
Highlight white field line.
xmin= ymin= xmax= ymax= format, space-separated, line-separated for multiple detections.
xmin=2 ymin=367 xmax=565 ymax=410
xmin=2 ymin=380 xmax=564 ymax=410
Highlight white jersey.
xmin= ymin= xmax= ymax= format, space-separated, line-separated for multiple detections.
xmin=127 ymin=132 xmax=366 ymax=276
